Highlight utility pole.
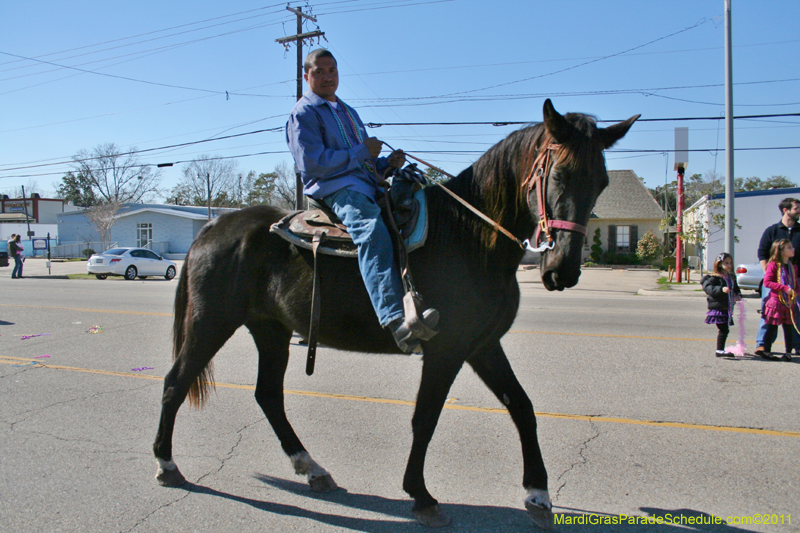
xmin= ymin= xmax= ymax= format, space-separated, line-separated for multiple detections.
xmin=276 ymin=5 xmax=325 ymax=210
xmin=724 ymin=0 xmax=735 ymax=257
xmin=21 ymin=185 xmax=32 ymax=239
xmin=205 ymin=173 xmax=211 ymax=222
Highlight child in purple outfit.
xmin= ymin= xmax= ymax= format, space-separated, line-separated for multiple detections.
xmin=761 ymin=238 xmax=797 ymax=361
xmin=701 ymin=252 xmax=741 ymax=357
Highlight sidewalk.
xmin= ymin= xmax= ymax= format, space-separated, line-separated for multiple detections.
xmin=1 ymin=257 xmax=184 ymax=279
xmin=6 ymin=258 xmax=701 ymax=296
xmin=517 ymin=265 xmax=706 ymax=297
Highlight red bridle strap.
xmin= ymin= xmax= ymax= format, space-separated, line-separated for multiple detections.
xmin=525 ymin=142 xmax=588 ymax=248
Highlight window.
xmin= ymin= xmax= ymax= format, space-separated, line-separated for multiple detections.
xmin=137 ymin=223 xmax=152 ymax=248
xmin=616 ymin=226 xmax=630 ymax=251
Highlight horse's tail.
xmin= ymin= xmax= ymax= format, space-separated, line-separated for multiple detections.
xmin=172 ymin=249 xmax=215 ymax=409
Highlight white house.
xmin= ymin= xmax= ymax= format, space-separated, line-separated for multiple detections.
xmin=56 ymin=204 xmax=238 ymax=258
xmin=684 ymin=187 xmax=800 ymax=270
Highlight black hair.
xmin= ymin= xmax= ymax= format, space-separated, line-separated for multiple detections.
xmin=304 ymin=49 xmax=336 ymax=73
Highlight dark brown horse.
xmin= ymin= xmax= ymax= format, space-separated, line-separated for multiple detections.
xmin=153 ymin=99 xmax=639 ymax=529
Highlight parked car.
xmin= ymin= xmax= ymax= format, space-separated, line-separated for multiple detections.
xmin=735 ymin=262 xmax=764 ymax=293
xmin=87 ymin=247 xmax=177 ymax=280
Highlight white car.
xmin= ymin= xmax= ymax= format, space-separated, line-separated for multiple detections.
xmin=735 ymin=262 xmax=764 ymax=293
xmin=87 ymin=247 xmax=177 ymax=281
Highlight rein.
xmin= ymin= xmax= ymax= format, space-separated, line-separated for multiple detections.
xmin=384 ymin=141 xmax=588 ymax=252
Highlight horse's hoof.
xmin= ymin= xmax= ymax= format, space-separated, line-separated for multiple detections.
xmin=309 ymin=473 xmax=338 ymax=492
xmin=525 ymin=500 xmax=554 ymax=530
xmin=156 ymin=466 xmax=187 ymax=487
xmin=414 ymin=504 xmax=450 ymax=528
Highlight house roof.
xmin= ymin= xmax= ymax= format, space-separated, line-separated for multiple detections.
xmin=591 ymin=170 xmax=664 ymax=220
xmin=56 ymin=203 xmax=238 ymax=220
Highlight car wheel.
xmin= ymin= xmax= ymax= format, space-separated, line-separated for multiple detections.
xmin=138 ymin=276 xmax=148 ymax=280
xmin=165 ymin=266 xmax=176 ymax=280
xmin=95 ymin=274 xmax=108 ymax=280
xmin=124 ymin=266 xmax=138 ymax=280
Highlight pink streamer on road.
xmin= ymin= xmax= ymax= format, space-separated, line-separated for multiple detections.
xmin=727 ymin=301 xmax=747 ymax=357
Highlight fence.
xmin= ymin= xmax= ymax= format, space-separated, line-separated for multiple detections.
xmin=50 ymin=241 xmax=170 ymax=258
xmin=50 ymin=241 xmax=112 ymax=259
xmin=141 ymin=241 xmax=169 ymax=254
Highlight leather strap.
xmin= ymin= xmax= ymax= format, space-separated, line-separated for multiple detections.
xmin=306 ymin=231 xmax=325 ymax=376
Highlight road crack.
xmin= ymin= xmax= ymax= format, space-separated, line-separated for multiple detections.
xmin=553 ymin=419 xmax=600 ymax=503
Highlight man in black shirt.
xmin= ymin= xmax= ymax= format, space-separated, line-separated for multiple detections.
xmin=754 ymin=197 xmax=800 ymax=357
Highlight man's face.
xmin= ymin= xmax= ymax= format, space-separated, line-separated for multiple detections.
xmin=786 ymin=202 xmax=800 ymax=223
xmin=304 ymin=56 xmax=338 ymax=102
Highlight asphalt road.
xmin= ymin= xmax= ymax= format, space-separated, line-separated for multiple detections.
xmin=1 ymin=261 xmax=797 ymax=532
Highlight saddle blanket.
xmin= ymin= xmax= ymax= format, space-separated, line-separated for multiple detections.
xmin=269 ymin=189 xmax=428 ymax=258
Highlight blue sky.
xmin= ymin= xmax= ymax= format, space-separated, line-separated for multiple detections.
xmin=1 ymin=0 xmax=798 ymax=201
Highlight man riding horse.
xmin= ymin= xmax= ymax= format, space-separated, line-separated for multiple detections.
xmin=286 ymin=48 xmax=439 ymax=353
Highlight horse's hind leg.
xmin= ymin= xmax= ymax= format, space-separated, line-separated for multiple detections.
xmin=153 ymin=320 xmax=239 ymax=487
xmin=467 ymin=342 xmax=553 ymax=530
xmin=249 ymin=319 xmax=337 ymax=492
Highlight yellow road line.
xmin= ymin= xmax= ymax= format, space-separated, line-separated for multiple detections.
xmin=2 ymin=355 xmax=797 ymax=439
xmin=0 ymin=303 xmax=172 ymax=317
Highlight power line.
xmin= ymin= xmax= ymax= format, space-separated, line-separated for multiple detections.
xmin=1 ymin=113 xmax=798 ymax=175
xmin=365 ymin=112 xmax=800 ymax=127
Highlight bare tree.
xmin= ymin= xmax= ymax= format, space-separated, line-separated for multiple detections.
xmin=71 ymin=143 xmax=161 ymax=203
xmin=172 ymin=155 xmax=238 ymax=207
xmin=273 ymin=161 xmax=301 ymax=210
xmin=85 ymin=200 xmax=122 ymax=251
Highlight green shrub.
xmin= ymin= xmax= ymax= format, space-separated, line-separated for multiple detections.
xmin=82 ymin=248 xmax=95 ymax=258
xmin=602 ymin=250 xmax=641 ymax=265
xmin=589 ymin=228 xmax=603 ymax=263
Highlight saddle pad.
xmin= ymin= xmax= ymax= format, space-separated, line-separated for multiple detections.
xmin=269 ymin=189 xmax=428 ymax=258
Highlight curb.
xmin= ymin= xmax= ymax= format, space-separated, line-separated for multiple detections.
xmin=637 ymin=288 xmax=704 ymax=297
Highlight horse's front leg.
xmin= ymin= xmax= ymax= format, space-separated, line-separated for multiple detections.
xmin=403 ymin=352 xmax=463 ymax=528
xmin=249 ymin=320 xmax=337 ymax=492
xmin=467 ymin=342 xmax=553 ymax=530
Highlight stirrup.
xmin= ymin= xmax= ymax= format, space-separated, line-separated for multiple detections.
xmin=403 ymin=292 xmax=439 ymax=341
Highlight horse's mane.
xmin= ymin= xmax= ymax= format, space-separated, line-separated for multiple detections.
xmin=425 ymin=112 xmax=601 ymax=263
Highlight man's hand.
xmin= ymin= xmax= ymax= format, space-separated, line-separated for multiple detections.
xmin=387 ymin=149 xmax=406 ymax=169
xmin=364 ymin=137 xmax=383 ymax=158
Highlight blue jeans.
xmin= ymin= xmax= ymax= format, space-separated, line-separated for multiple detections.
xmin=323 ymin=189 xmax=405 ymax=327
xmin=12 ymin=255 xmax=23 ymax=278
xmin=756 ymin=283 xmax=800 ymax=350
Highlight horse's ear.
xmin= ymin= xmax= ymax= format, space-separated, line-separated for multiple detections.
xmin=542 ymin=99 xmax=575 ymax=144
xmin=598 ymin=114 xmax=641 ymax=149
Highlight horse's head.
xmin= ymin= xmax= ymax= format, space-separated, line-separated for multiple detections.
xmin=531 ymin=99 xmax=640 ymax=291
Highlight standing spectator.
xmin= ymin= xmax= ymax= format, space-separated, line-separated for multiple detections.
xmin=10 ymin=234 xmax=24 ymax=279
xmin=760 ymin=239 xmax=797 ymax=361
xmin=702 ymin=252 xmax=741 ymax=357
xmin=754 ymin=198 xmax=800 ymax=356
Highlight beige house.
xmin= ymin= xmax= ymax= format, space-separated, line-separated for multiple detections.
xmin=582 ymin=170 xmax=665 ymax=263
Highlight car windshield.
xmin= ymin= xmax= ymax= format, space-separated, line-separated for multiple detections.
xmin=103 ymin=248 xmax=128 ymax=256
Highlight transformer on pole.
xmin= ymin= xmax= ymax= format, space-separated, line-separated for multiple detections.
xmin=275 ymin=6 xmax=325 ymax=211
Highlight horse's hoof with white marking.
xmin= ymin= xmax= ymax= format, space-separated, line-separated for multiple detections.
xmin=414 ymin=504 xmax=450 ymax=528
xmin=525 ymin=500 xmax=554 ymax=530
xmin=309 ymin=473 xmax=338 ymax=492
xmin=155 ymin=466 xmax=187 ymax=487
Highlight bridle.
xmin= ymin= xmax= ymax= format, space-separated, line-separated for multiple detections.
xmin=383 ymin=139 xmax=588 ymax=252
xmin=522 ymin=141 xmax=588 ymax=251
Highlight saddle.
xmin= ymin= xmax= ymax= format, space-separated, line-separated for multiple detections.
xmin=269 ymin=188 xmax=426 ymax=257
xmin=269 ymin=168 xmax=430 ymax=375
